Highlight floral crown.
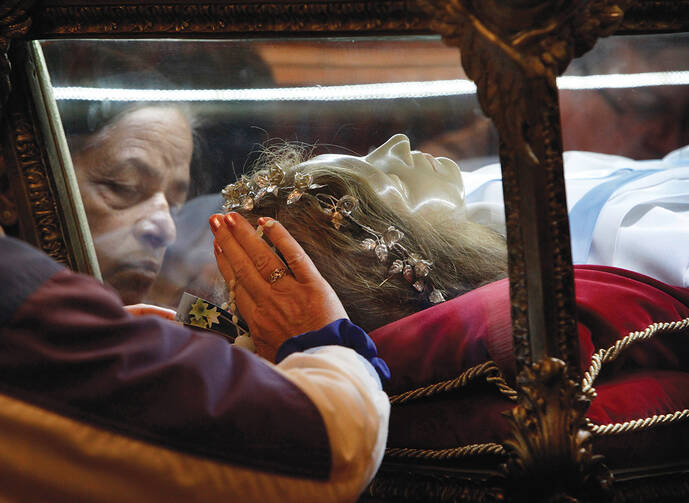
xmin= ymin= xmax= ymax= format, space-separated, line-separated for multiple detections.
xmin=221 ymin=163 xmax=445 ymax=304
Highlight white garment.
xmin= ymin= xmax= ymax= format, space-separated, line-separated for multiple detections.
xmin=461 ymin=146 xmax=689 ymax=287
xmin=271 ymin=346 xmax=390 ymax=502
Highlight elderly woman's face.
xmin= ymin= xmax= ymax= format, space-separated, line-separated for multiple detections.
xmin=303 ymin=134 xmax=466 ymax=222
xmin=73 ymin=106 xmax=193 ymax=304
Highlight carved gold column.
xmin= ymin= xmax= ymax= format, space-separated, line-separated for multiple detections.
xmin=419 ymin=1 xmax=627 ymax=500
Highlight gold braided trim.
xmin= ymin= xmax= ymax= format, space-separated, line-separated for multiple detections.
xmin=385 ymin=442 xmax=506 ymax=460
xmin=582 ymin=317 xmax=689 ymax=395
xmin=586 ymin=409 xmax=689 ymax=435
xmin=384 ymin=362 xmax=513 ymax=462
xmin=387 ymin=360 xmax=518 ymax=405
xmin=582 ymin=316 xmax=689 ymax=436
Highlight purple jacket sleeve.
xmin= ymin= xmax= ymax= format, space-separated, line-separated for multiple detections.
xmin=0 ymin=236 xmax=331 ymax=479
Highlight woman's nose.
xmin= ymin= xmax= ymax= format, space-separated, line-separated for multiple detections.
xmin=134 ymin=193 xmax=177 ymax=250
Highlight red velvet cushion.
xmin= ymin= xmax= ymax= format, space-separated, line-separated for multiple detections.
xmin=575 ymin=266 xmax=689 ymax=378
xmin=589 ymin=370 xmax=689 ymax=425
xmin=372 ymin=265 xmax=689 ymax=394
xmin=371 ymin=278 xmax=511 ymax=394
xmin=387 ymin=387 xmax=514 ymax=450
xmin=372 ymin=266 xmax=689 ymax=463
xmin=589 ymin=370 xmax=689 ymax=467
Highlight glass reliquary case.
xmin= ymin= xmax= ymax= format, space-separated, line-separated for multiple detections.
xmin=1 ymin=1 xmax=688 ymax=501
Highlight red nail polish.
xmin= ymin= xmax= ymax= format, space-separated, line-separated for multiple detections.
xmin=214 ymin=242 xmax=223 ymax=255
xmin=224 ymin=214 xmax=236 ymax=227
xmin=258 ymin=216 xmax=276 ymax=227
xmin=209 ymin=215 xmax=222 ymax=232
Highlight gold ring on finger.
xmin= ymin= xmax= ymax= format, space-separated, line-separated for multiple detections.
xmin=268 ymin=267 xmax=287 ymax=284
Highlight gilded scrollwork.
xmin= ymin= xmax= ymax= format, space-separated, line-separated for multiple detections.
xmin=619 ymin=0 xmax=689 ymax=33
xmin=31 ymin=2 xmax=427 ymax=37
xmin=0 ymin=0 xmax=34 ymax=114
xmin=613 ymin=473 xmax=689 ymax=502
xmin=9 ymin=110 xmax=71 ymax=266
xmin=0 ymin=160 xmax=18 ymax=228
xmin=417 ymin=1 xmax=628 ymax=499
xmin=503 ymin=357 xmax=612 ymax=502
xmin=364 ymin=468 xmax=505 ymax=502
xmin=418 ymin=0 xmax=627 ymax=371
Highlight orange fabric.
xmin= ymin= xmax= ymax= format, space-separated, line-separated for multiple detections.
xmin=0 ymin=389 xmax=379 ymax=503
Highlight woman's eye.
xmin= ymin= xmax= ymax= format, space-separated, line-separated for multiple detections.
xmin=106 ymin=182 xmax=137 ymax=196
xmin=100 ymin=181 xmax=141 ymax=205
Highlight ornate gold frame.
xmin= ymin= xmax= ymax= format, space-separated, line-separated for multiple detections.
xmin=2 ymin=1 xmax=688 ymax=501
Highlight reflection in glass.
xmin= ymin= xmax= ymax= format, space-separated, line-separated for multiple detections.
xmin=41 ymin=39 xmax=507 ymax=330
xmin=560 ymin=33 xmax=689 ymax=160
xmin=68 ymin=105 xmax=193 ymax=305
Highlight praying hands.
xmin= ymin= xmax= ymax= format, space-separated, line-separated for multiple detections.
xmin=209 ymin=212 xmax=348 ymax=361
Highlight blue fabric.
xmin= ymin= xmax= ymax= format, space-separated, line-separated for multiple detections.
xmin=569 ymin=169 xmax=661 ymax=263
xmin=275 ymin=318 xmax=391 ymax=383
xmin=303 ymin=347 xmax=383 ymax=389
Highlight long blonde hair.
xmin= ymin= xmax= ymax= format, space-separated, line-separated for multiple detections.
xmin=235 ymin=145 xmax=507 ymax=332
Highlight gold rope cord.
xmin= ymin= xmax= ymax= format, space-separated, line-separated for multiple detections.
xmin=582 ymin=317 xmax=689 ymax=435
xmin=387 ymin=360 xmax=518 ymax=405
xmin=586 ymin=409 xmax=689 ymax=435
xmin=384 ymin=361 xmax=515 ymax=460
xmin=385 ymin=443 xmax=506 ymax=460
xmin=385 ymin=317 xmax=689 ymax=454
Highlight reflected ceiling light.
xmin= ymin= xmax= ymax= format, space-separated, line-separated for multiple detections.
xmin=557 ymin=71 xmax=689 ymax=90
xmin=53 ymin=80 xmax=477 ymax=101
xmin=52 ymin=71 xmax=689 ymax=102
